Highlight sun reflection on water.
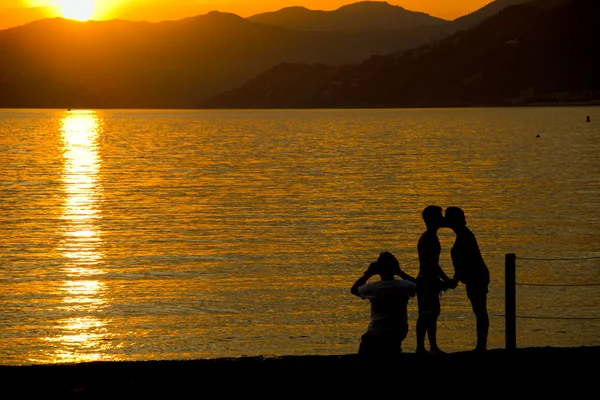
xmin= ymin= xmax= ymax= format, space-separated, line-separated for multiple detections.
xmin=49 ymin=110 xmax=112 ymax=363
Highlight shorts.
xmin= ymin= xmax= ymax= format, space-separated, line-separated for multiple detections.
xmin=417 ymin=276 xmax=441 ymax=316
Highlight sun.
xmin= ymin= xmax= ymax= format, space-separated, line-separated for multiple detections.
xmin=58 ymin=0 xmax=95 ymax=21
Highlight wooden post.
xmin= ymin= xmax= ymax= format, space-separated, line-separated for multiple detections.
xmin=505 ymin=253 xmax=516 ymax=351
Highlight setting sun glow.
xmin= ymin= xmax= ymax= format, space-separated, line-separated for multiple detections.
xmin=58 ymin=0 xmax=95 ymax=21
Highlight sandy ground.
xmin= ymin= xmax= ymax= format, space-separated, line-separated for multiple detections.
xmin=2 ymin=346 xmax=598 ymax=395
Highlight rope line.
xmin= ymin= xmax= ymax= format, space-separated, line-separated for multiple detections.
xmin=516 ymin=283 xmax=600 ymax=287
xmin=503 ymin=253 xmax=599 ymax=347
xmin=516 ymin=256 xmax=600 ymax=261
xmin=496 ymin=314 xmax=600 ymax=320
xmin=513 ymin=254 xmax=600 ymax=286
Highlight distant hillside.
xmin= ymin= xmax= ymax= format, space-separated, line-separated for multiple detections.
xmin=452 ymin=0 xmax=531 ymax=28
xmin=453 ymin=0 xmax=571 ymax=28
xmin=201 ymin=0 xmax=600 ymax=108
xmin=2 ymin=13 xmax=307 ymax=109
xmin=247 ymin=1 xmax=447 ymax=32
xmin=202 ymin=63 xmax=339 ymax=108
xmin=1 ymin=0 xmax=584 ymax=109
xmin=0 ymin=10 xmax=454 ymax=109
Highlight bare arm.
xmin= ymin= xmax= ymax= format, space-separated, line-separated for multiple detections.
xmin=351 ymin=270 xmax=373 ymax=297
xmin=351 ymin=262 xmax=378 ymax=297
xmin=397 ymin=269 xmax=417 ymax=283
xmin=436 ymin=265 xmax=453 ymax=283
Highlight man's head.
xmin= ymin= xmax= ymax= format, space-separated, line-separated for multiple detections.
xmin=375 ymin=251 xmax=401 ymax=279
xmin=422 ymin=205 xmax=444 ymax=229
xmin=444 ymin=206 xmax=466 ymax=229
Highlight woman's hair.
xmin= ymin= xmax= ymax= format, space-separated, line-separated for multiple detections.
xmin=445 ymin=206 xmax=466 ymax=226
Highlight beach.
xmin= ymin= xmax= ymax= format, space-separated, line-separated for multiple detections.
xmin=2 ymin=346 xmax=598 ymax=395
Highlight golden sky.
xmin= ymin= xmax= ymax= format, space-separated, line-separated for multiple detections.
xmin=0 ymin=1 xmax=494 ymax=30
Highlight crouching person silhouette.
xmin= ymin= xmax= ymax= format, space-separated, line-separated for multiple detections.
xmin=351 ymin=251 xmax=417 ymax=367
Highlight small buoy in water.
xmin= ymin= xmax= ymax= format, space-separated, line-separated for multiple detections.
xmin=536 ymin=134 xmax=540 ymax=138
xmin=587 ymin=116 xmax=591 ymax=122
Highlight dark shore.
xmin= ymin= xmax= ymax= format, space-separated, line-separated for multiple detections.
xmin=2 ymin=346 xmax=598 ymax=395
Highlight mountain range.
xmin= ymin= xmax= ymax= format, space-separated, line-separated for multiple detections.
xmin=246 ymin=1 xmax=447 ymax=31
xmin=202 ymin=0 xmax=600 ymax=108
xmin=1 ymin=0 xmax=595 ymax=109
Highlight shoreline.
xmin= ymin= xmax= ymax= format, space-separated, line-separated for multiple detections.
xmin=4 ymin=346 xmax=599 ymax=370
xmin=1 ymin=101 xmax=599 ymax=111
xmin=2 ymin=346 xmax=598 ymax=393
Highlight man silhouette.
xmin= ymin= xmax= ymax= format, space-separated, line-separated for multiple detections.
xmin=415 ymin=205 xmax=456 ymax=356
xmin=351 ymin=251 xmax=417 ymax=366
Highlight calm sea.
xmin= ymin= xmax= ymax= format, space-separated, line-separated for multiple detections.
xmin=1 ymin=107 xmax=599 ymax=366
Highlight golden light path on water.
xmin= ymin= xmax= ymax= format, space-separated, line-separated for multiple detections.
xmin=46 ymin=110 xmax=112 ymax=363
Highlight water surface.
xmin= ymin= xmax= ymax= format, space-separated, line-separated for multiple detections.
xmin=1 ymin=107 xmax=599 ymax=365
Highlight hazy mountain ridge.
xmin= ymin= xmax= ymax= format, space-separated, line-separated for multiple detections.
xmin=201 ymin=63 xmax=340 ymax=109
xmin=201 ymin=0 xmax=600 ymax=109
xmin=313 ymin=0 xmax=600 ymax=107
xmin=247 ymin=1 xmax=447 ymax=32
xmin=0 ymin=4 xmax=458 ymax=109
xmin=0 ymin=1 xmax=587 ymax=109
xmin=453 ymin=0 xmax=531 ymax=29
xmin=453 ymin=0 xmax=571 ymax=29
